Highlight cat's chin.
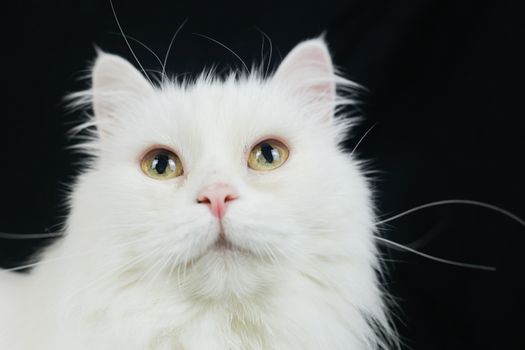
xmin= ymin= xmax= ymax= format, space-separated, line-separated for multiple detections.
xmin=185 ymin=231 xmax=279 ymax=300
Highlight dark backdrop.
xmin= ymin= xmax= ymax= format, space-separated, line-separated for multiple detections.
xmin=1 ymin=1 xmax=523 ymax=349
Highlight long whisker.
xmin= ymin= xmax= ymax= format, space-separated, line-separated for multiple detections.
xmin=180 ymin=241 xmax=192 ymax=280
xmin=258 ymin=29 xmax=265 ymax=72
xmin=375 ymin=199 xmax=525 ymax=271
xmin=167 ymin=252 xmax=178 ymax=283
xmin=64 ymin=249 xmax=157 ymax=303
xmin=147 ymin=250 xmax=174 ymax=290
xmin=0 ymin=221 xmax=156 ymax=240
xmin=262 ymin=242 xmax=282 ymax=270
xmin=109 ymin=0 xmax=154 ymax=85
xmin=375 ymin=236 xmax=496 ymax=272
xmin=162 ymin=17 xmax=189 ymax=84
xmin=192 ymin=33 xmax=250 ymax=74
xmin=351 ymin=122 xmax=377 ymax=156
xmin=57 ymin=253 xmax=146 ymax=323
xmin=2 ymin=235 xmax=151 ymax=272
xmin=0 ymin=232 xmax=63 ymax=240
xmin=161 ymin=251 xmax=178 ymax=290
xmin=108 ymin=32 xmax=164 ymax=70
xmin=376 ymin=199 xmax=525 ymax=227
xmin=136 ymin=247 xmax=166 ymax=286
xmin=255 ymin=27 xmax=273 ymax=77
xmin=174 ymin=251 xmax=185 ymax=286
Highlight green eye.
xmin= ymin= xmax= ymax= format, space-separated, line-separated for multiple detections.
xmin=248 ymin=139 xmax=289 ymax=171
xmin=141 ymin=148 xmax=183 ymax=179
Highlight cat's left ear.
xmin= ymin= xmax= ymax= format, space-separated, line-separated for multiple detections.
xmin=273 ymin=38 xmax=336 ymax=121
xmin=91 ymin=51 xmax=154 ymax=136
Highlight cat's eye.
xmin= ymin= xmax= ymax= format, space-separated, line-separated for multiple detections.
xmin=248 ymin=139 xmax=289 ymax=171
xmin=141 ymin=148 xmax=183 ymax=179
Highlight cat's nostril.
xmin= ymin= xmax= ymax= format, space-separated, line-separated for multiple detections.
xmin=196 ymin=184 xmax=238 ymax=219
xmin=224 ymin=194 xmax=237 ymax=202
xmin=197 ymin=195 xmax=212 ymax=205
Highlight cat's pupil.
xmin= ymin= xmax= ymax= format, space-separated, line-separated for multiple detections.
xmin=152 ymin=153 xmax=170 ymax=174
xmin=261 ymin=143 xmax=274 ymax=163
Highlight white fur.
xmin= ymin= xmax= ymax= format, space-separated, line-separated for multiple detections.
xmin=0 ymin=39 xmax=395 ymax=349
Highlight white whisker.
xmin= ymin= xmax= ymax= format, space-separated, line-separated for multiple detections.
xmin=376 ymin=199 xmax=525 ymax=227
xmin=351 ymin=122 xmax=377 ymax=156
xmin=137 ymin=247 xmax=169 ymax=289
xmin=2 ymin=235 xmax=151 ymax=272
xmin=192 ymin=32 xmax=250 ymax=74
xmin=375 ymin=236 xmax=496 ymax=272
xmin=167 ymin=249 xmax=182 ymax=285
xmin=0 ymin=232 xmax=63 ymax=240
xmin=374 ymin=199 xmax=525 ymax=271
xmin=108 ymin=32 xmax=164 ymax=71
xmin=64 ymin=249 xmax=157 ymax=305
xmin=254 ymin=27 xmax=273 ymax=77
xmin=162 ymin=18 xmax=189 ymax=84
xmin=109 ymin=0 xmax=154 ymax=85
xmin=258 ymin=29 xmax=265 ymax=72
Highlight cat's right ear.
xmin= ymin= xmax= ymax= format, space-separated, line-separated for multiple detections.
xmin=272 ymin=38 xmax=336 ymax=122
xmin=91 ymin=51 xmax=153 ymax=135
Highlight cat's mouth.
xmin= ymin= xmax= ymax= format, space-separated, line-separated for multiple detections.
xmin=214 ymin=234 xmax=234 ymax=250
xmin=212 ymin=228 xmax=244 ymax=253
xmin=213 ymin=229 xmax=234 ymax=250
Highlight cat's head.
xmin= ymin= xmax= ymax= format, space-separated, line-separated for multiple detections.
xmin=68 ymin=39 xmax=376 ymax=299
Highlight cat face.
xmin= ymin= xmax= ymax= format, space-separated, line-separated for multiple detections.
xmin=69 ymin=39 xmax=374 ymax=297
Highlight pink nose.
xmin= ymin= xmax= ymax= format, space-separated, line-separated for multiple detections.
xmin=197 ymin=183 xmax=238 ymax=219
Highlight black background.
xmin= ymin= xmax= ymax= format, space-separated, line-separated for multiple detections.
xmin=1 ymin=1 xmax=523 ymax=349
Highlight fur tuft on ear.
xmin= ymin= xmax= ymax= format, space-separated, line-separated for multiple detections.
xmin=91 ymin=52 xmax=153 ymax=135
xmin=272 ymin=38 xmax=336 ymax=121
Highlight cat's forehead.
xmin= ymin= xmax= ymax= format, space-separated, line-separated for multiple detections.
xmin=168 ymin=78 xmax=297 ymax=124
xmin=136 ymin=78 xmax=308 ymax=146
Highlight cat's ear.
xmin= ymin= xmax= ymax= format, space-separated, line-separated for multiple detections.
xmin=91 ymin=51 xmax=153 ymax=134
xmin=273 ymin=38 xmax=336 ymax=121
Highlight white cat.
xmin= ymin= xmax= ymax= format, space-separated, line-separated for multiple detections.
xmin=0 ymin=38 xmax=395 ymax=349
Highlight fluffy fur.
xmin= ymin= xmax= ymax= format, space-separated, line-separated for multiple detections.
xmin=0 ymin=39 xmax=395 ymax=349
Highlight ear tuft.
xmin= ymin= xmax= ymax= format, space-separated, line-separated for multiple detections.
xmin=273 ymin=38 xmax=336 ymax=120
